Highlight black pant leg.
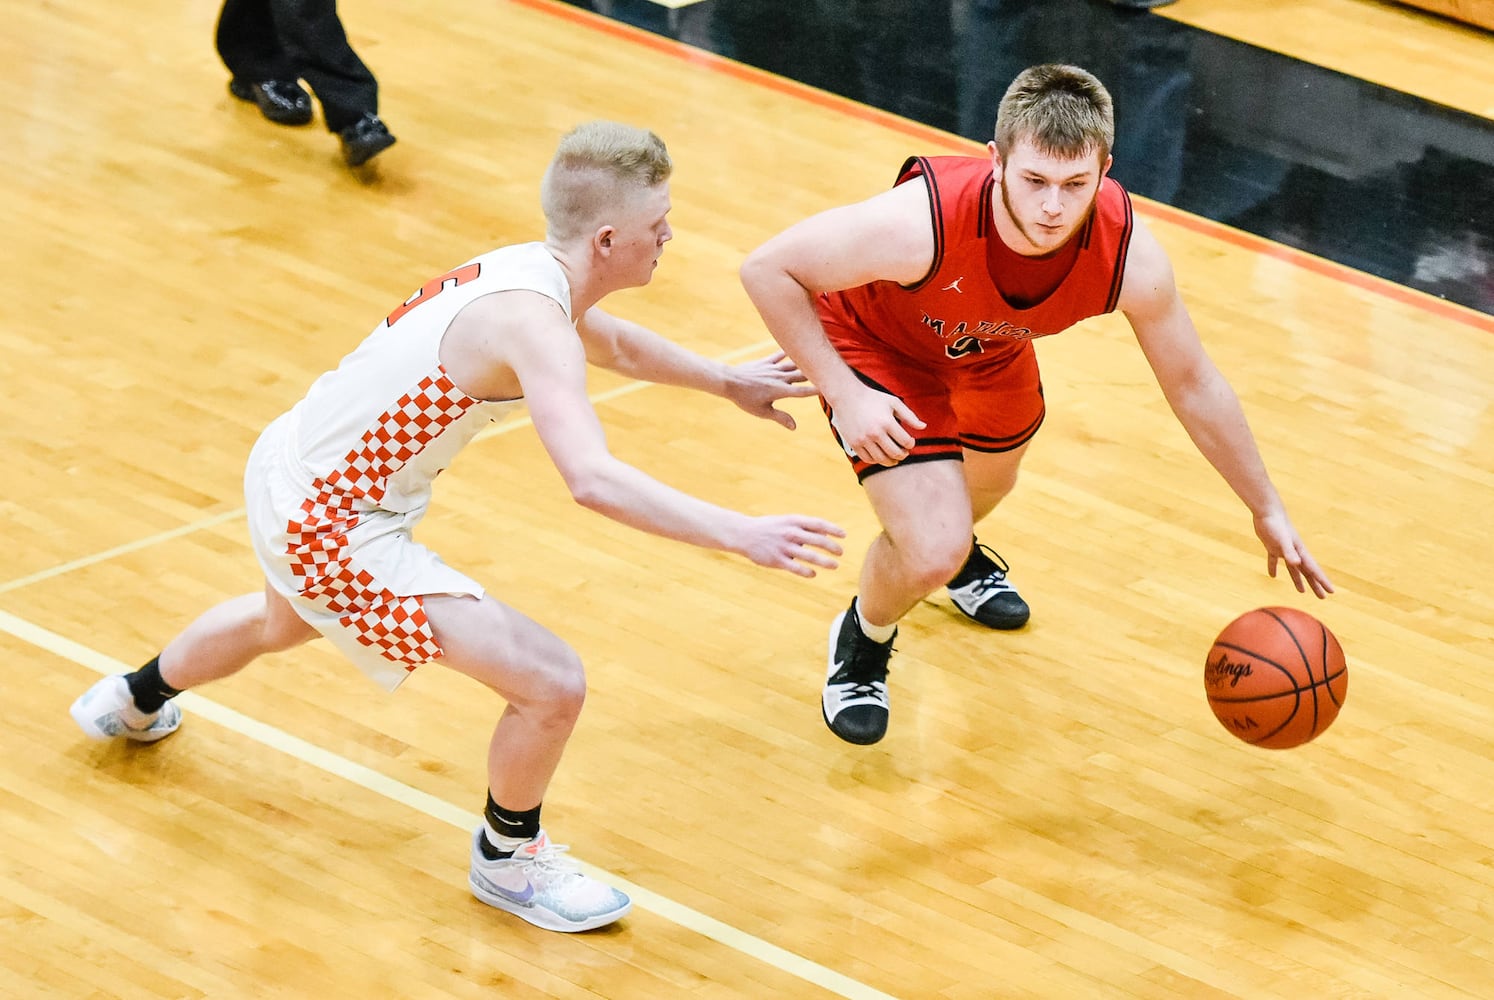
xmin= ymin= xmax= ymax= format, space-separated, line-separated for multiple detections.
xmin=268 ymin=0 xmax=380 ymax=131
xmin=215 ymin=0 xmax=298 ymax=82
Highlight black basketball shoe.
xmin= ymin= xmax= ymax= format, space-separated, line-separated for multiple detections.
xmin=947 ymin=541 xmax=1031 ymax=630
xmin=822 ymin=599 xmax=896 ymax=745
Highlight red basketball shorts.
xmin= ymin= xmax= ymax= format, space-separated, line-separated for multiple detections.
xmin=818 ymin=311 xmax=1045 ymax=481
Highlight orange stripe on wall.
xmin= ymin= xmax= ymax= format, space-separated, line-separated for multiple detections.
xmin=511 ymin=0 xmax=1494 ymax=336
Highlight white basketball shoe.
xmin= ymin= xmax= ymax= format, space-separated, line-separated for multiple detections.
xmin=468 ymin=828 xmax=631 ymax=933
xmin=70 ymin=675 xmax=182 ymax=743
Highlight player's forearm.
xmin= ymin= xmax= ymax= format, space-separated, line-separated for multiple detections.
xmin=567 ymin=456 xmax=751 ymax=554
xmin=601 ymin=315 xmax=730 ymax=395
xmin=740 ymin=264 xmax=859 ymax=402
xmin=1171 ymin=379 xmax=1285 ymax=519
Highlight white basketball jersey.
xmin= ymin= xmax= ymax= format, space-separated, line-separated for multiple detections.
xmin=282 ymin=241 xmax=571 ymax=512
xmin=245 ymin=242 xmax=574 ymax=689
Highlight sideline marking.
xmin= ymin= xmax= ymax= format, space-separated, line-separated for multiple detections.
xmin=512 ymin=0 xmax=1494 ymax=337
xmin=5 ymin=608 xmax=895 ymax=1000
xmin=0 ymin=340 xmax=781 ymax=592
xmin=2 ymin=335 xmax=890 ymax=998
xmin=0 ymin=509 xmax=247 ymax=595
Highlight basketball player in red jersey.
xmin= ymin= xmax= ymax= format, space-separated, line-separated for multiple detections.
xmin=740 ymin=64 xmax=1334 ymax=745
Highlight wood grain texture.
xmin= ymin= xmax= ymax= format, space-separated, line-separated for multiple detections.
xmin=3 ymin=1 xmax=1491 ymax=997
xmin=1390 ymin=0 xmax=1494 ymax=32
xmin=1161 ymin=0 xmax=1494 ymax=114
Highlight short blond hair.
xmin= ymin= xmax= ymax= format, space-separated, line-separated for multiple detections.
xmin=994 ymin=65 xmax=1114 ymax=164
xmin=540 ymin=121 xmax=673 ymax=242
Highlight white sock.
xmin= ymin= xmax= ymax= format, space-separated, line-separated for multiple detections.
xmin=854 ymin=600 xmax=897 ymax=643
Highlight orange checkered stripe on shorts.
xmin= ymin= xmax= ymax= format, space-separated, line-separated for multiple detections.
xmin=283 ymin=371 xmax=479 ymax=666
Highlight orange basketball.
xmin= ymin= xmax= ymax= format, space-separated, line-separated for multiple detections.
xmin=1204 ymin=607 xmax=1347 ymax=749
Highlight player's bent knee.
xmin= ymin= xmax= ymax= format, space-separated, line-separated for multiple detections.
xmin=514 ymin=644 xmax=587 ymax=712
xmin=904 ymin=536 xmax=976 ymax=594
xmin=551 ymin=652 xmax=589 ymax=709
xmin=527 ymin=657 xmax=588 ymax=726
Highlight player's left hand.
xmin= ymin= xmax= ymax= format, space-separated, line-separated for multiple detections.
xmin=1254 ymin=512 xmax=1335 ymax=599
xmin=723 ymin=352 xmax=818 ymax=430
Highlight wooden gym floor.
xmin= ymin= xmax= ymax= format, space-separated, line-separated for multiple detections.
xmin=2 ymin=0 xmax=1491 ymax=997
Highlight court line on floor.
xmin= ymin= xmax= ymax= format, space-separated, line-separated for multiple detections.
xmin=4 ymin=339 xmax=890 ymax=998
xmin=0 ymin=339 xmax=782 ymax=596
xmin=0 ymin=509 xmax=248 ymax=596
xmin=513 ymin=0 xmax=1494 ymax=338
xmin=5 ymin=609 xmax=893 ymax=999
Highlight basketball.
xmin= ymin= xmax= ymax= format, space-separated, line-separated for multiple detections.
xmin=1204 ymin=607 xmax=1347 ymax=749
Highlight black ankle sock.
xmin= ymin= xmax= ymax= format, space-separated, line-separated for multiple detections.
xmin=480 ymin=794 xmax=542 ymax=859
xmin=125 ymin=656 xmax=181 ymax=714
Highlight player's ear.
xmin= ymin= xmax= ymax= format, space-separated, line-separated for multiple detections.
xmin=988 ymin=140 xmax=1004 ymax=179
xmin=1101 ymin=152 xmax=1113 ymax=178
xmin=594 ymin=225 xmax=615 ymax=253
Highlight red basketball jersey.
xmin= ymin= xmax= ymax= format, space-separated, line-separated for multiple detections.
xmin=819 ymin=155 xmax=1135 ymax=365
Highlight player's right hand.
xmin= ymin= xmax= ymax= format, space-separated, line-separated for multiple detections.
xmin=738 ymin=515 xmax=846 ymax=577
xmin=828 ymin=386 xmax=926 ymax=466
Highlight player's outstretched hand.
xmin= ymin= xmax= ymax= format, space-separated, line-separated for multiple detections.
xmin=1254 ymin=511 xmax=1334 ymax=599
xmin=724 ymin=352 xmax=819 ymax=430
xmin=739 ymin=515 xmax=846 ymax=577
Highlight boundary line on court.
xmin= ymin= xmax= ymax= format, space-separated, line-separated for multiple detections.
xmin=10 ymin=7 xmax=1486 ymax=995
xmin=0 ymin=510 xmax=248 ymax=596
xmin=510 ymin=0 xmax=1494 ymax=338
xmin=2 ymin=338 xmax=896 ymax=998
xmin=0 ymin=340 xmax=776 ymax=596
xmin=2 ymin=609 xmax=895 ymax=1000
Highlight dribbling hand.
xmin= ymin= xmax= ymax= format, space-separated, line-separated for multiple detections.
xmin=1253 ymin=511 xmax=1334 ymax=599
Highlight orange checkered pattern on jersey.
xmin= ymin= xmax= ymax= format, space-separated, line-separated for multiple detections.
xmin=283 ymin=371 xmax=479 ymax=667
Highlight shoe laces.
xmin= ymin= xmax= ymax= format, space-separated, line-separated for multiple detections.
xmin=965 ymin=543 xmax=1013 ymax=596
xmin=514 ymin=838 xmax=584 ymax=887
xmin=840 ymin=674 xmax=887 ymax=698
xmin=838 ymin=626 xmax=895 ymax=690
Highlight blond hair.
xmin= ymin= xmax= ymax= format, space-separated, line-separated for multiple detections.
xmin=540 ymin=121 xmax=673 ymax=243
xmin=994 ymin=65 xmax=1114 ymax=163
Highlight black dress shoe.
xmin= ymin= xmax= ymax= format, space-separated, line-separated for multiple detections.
xmin=338 ymin=113 xmax=397 ymax=167
xmin=229 ymin=78 xmax=314 ymax=126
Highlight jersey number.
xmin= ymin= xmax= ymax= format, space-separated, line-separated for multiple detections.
xmin=946 ymin=336 xmax=985 ymax=360
xmin=385 ymin=263 xmax=482 ymax=327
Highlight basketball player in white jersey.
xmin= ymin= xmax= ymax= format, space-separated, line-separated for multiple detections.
xmin=70 ymin=121 xmax=845 ymax=933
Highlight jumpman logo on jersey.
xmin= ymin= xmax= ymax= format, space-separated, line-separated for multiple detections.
xmin=942 ymin=276 xmax=965 ymax=293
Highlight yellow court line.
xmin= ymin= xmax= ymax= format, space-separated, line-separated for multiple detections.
xmin=6 ymin=337 xmax=889 ymax=997
xmin=0 ymin=339 xmax=784 ymax=594
xmin=4 ymin=609 xmax=894 ymax=1000
xmin=0 ymin=509 xmax=249 ymax=596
